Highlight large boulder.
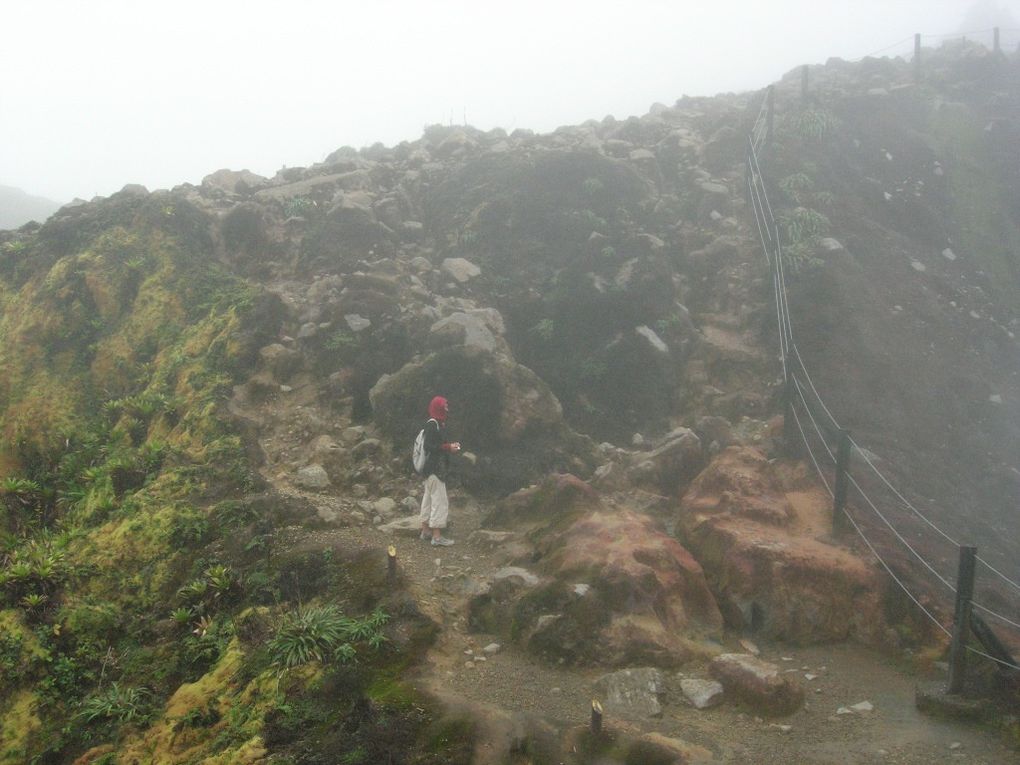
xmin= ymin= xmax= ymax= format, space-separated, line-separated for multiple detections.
xmin=473 ymin=476 xmax=723 ymax=668
xmin=370 ymin=336 xmax=594 ymax=493
xmin=678 ymin=447 xmax=886 ymax=643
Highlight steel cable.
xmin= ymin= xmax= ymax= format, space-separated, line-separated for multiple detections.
xmin=791 ymin=397 xmax=951 ymax=637
xmin=791 ymin=345 xmax=842 ymax=434
xmin=850 ymin=440 xmax=1020 ymax=596
xmin=965 ymin=644 xmax=1020 ymax=673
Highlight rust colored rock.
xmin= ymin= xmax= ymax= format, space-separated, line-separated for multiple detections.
xmin=682 ymin=446 xmax=793 ymax=526
xmin=709 ymin=653 xmax=804 ymax=716
xmin=533 ymin=508 xmax=723 ymax=665
xmin=679 ymin=447 xmax=885 ymax=644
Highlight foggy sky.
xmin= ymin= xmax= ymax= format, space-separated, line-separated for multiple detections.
xmin=2 ymin=0 xmax=1018 ymax=203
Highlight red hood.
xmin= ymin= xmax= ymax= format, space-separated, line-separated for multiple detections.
xmin=428 ymin=396 xmax=448 ymax=423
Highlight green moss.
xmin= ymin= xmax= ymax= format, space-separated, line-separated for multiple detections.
xmin=0 ymin=689 xmax=41 ymax=765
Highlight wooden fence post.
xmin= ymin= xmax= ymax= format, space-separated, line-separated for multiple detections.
xmin=590 ymin=699 xmax=603 ymax=735
xmin=387 ymin=545 xmax=397 ymax=584
xmin=948 ymin=545 xmax=977 ymax=694
xmin=914 ymin=34 xmax=922 ymax=82
xmin=832 ymin=429 xmax=852 ymax=535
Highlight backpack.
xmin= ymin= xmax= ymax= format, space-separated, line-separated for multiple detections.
xmin=412 ymin=418 xmax=437 ymax=474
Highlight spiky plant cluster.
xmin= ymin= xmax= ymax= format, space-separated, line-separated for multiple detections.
xmin=267 ymin=605 xmax=389 ymax=669
xmin=76 ymin=682 xmax=154 ymax=725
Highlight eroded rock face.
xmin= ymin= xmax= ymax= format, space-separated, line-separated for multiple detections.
xmin=709 ymin=653 xmax=804 ymax=716
xmin=678 ymin=447 xmax=886 ymax=644
xmin=472 ymin=475 xmax=722 ymax=668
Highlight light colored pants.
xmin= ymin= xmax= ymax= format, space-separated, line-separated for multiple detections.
xmin=419 ymin=474 xmax=450 ymax=529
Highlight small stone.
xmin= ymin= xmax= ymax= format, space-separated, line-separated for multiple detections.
xmin=949 ymin=742 xmax=962 ymax=750
xmin=710 ymin=210 xmax=724 ymax=221
xmin=942 ymin=248 xmax=957 ymax=261
xmin=910 ymin=260 xmax=926 ymax=272
xmin=573 ymin=583 xmax=591 ymax=596
xmin=345 ymin=314 xmax=371 ymax=332
xmin=464 ymin=649 xmax=474 ymax=655
xmin=836 ymin=706 xmax=853 ymax=715
xmin=280 ymin=385 xmax=293 ymax=393
xmin=295 ymin=464 xmax=330 ymax=490
xmin=739 ymin=639 xmax=760 ymax=656
xmin=850 ymin=700 xmax=873 ymax=713
xmin=465 ymin=661 xmax=475 ymax=669
xmin=681 ymin=678 xmax=725 ymax=709
xmin=770 ymin=724 xmax=792 ymax=733
xmin=804 ymin=673 xmax=818 ymax=681
xmin=989 ymin=394 xmax=1002 ymax=404
xmin=883 ymin=191 xmax=893 ymax=201
xmin=483 ymin=643 xmax=501 ymax=655
xmin=550 ymin=687 xmax=562 ymax=694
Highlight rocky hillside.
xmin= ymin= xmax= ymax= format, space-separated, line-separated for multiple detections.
xmin=0 ymin=41 xmax=1017 ymax=763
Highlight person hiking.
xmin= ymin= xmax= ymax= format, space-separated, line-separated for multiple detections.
xmin=419 ymin=395 xmax=461 ymax=546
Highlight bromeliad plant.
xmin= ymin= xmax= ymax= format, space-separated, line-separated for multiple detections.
xmin=267 ymin=605 xmax=389 ymax=670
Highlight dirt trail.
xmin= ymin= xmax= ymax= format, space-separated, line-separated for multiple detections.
xmin=227 ymin=287 xmax=1014 ymax=764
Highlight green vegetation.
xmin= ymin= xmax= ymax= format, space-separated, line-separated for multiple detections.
xmin=778 ymin=207 xmax=830 ymax=272
xmin=785 ymin=106 xmax=839 ymax=142
xmin=267 ymin=605 xmax=388 ymax=670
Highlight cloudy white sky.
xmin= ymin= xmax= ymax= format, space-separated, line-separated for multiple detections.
xmin=2 ymin=0 xmax=1018 ymax=202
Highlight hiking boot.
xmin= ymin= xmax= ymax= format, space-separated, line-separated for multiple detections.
xmin=431 ymin=536 xmax=454 ymax=547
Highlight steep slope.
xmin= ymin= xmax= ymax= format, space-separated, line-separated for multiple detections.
xmin=764 ymin=44 xmax=1020 ymax=578
xmin=0 ymin=41 xmax=1018 ymax=764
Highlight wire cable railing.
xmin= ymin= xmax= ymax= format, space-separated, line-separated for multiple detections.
xmin=743 ymin=81 xmax=1020 ymax=674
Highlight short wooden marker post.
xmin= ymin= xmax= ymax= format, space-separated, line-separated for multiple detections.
xmin=590 ymin=699 xmax=603 ymax=735
xmin=948 ymin=545 xmax=977 ymax=694
xmin=387 ymin=545 xmax=397 ymax=584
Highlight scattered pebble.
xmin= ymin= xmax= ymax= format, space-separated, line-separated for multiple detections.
xmin=850 ymin=700 xmax=874 ymax=713
xmin=836 ymin=706 xmax=853 ymax=715
xmin=805 ymin=673 xmax=818 ymax=681
xmin=550 ymin=687 xmax=562 ymax=694
xmin=740 ymin=639 xmax=760 ymax=656
xmin=910 ymin=260 xmax=926 ymax=272
xmin=949 ymin=742 xmax=962 ymax=750
xmin=483 ymin=643 xmax=501 ymax=655
xmin=465 ymin=661 xmax=475 ymax=669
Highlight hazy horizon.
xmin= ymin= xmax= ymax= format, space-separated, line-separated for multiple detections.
xmin=2 ymin=0 xmax=1018 ymax=203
